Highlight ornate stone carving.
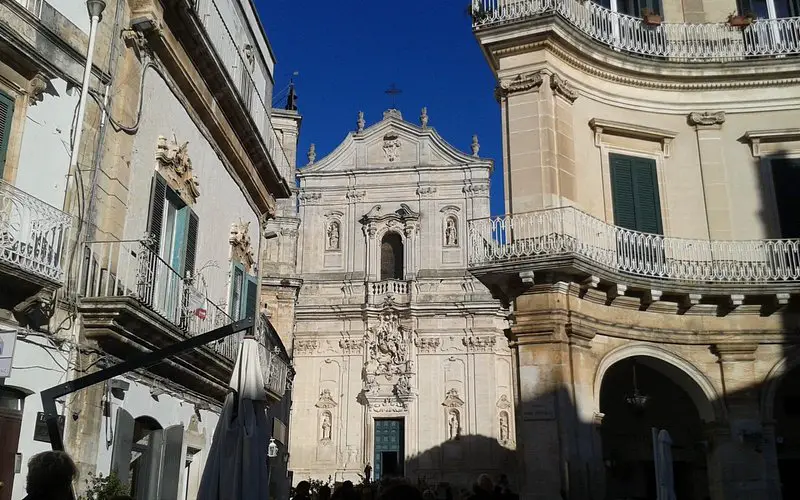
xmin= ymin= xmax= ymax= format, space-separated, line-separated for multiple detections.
xmin=229 ymin=219 xmax=255 ymax=271
xmin=382 ymin=133 xmax=402 ymax=162
xmin=416 ymin=186 xmax=437 ymax=197
xmin=394 ymin=374 xmax=412 ymax=397
xmin=365 ymin=310 xmax=411 ymax=376
xmin=383 ymin=109 xmax=403 ymax=120
xmin=495 ymin=72 xmax=544 ymax=101
xmin=339 ymin=337 xmax=362 ymax=355
xmin=155 ymin=134 xmax=200 ymax=204
xmin=414 ymin=336 xmax=440 ymax=353
xmin=688 ymin=111 xmax=726 ymax=127
xmin=298 ymin=191 xmax=322 ymax=205
xmin=462 ymin=334 xmax=497 ymax=352
xmin=316 ymin=389 xmax=338 ymax=408
xmin=499 ymin=411 xmax=511 ymax=444
xmin=346 ymin=189 xmax=366 ymax=201
xmin=28 ymin=73 xmax=48 ymax=106
xmin=294 ymin=339 xmax=318 ymax=355
xmin=496 ymin=394 xmax=512 ymax=409
xmin=307 ymin=143 xmax=316 ymax=165
xmin=357 ymin=111 xmax=365 ymax=133
xmin=550 ymin=73 xmax=579 ymax=103
xmin=471 ymin=134 xmax=480 ymax=157
xmin=420 ymin=107 xmax=429 ymax=129
xmin=442 ymin=388 xmax=465 ymax=408
xmin=326 ymin=220 xmax=340 ymax=250
xmin=448 ymin=409 xmax=461 ymax=440
xmin=371 ymin=397 xmax=408 ymax=413
xmin=463 ymin=182 xmax=490 ymax=194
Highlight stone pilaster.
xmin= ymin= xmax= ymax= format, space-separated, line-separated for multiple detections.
xmin=689 ymin=111 xmax=732 ymax=239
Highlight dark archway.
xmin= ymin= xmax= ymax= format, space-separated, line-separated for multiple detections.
xmin=380 ymin=233 xmax=404 ymax=281
xmin=599 ymin=357 xmax=710 ymax=500
xmin=774 ymin=365 xmax=800 ymax=500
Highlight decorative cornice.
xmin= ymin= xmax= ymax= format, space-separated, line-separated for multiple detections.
xmin=155 ymin=134 xmax=200 ymax=204
xmin=339 ymin=338 xmax=363 ymax=355
xmin=414 ymin=336 xmax=441 ymax=353
xmin=589 ymin=118 xmax=677 ymax=157
xmin=370 ymin=397 xmax=408 ymax=413
xmin=712 ymin=343 xmax=759 ymax=362
xmin=743 ymin=128 xmax=800 ymax=157
xmin=416 ymin=186 xmax=438 ymax=197
xmin=298 ymin=191 xmax=322 ymax=205
xmin=495 ymin=71 xmax=544 ymax=101
xmin=462 ymin=334 xmax=497 ymax=352
xmin=294 ymin=339 xmax=318 ymax=355
xmin=490 ymin=38 xmax=800 ymax=92
xmin=687 ymin=111 xmax=726 ymax=128
xmin=550 ymin=73 xmax=578 ymax=103
xmin=442 ymin=388 xmax=465 ymax=408
xmin=315 ymin=388 xmax=338 ymax=408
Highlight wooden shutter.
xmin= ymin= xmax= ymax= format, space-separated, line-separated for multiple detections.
xmin=146 ymin=174 xmax=167 ymax=252
xmin=610 ymin=153 xmax=663 ymax=234
xmin=0 ymin=92 xmax=15 ymax=177
xmin=772 ymin=158 xmax=800 ymax=238
xmin=229 ymin=263 xmax=244 ymax=319
xmin=610 ymin=154 xmax=638 ymax=231
xmin=244 ymin=274 xmax=258 ymax=320
xmin=110 ymin=408 xmax=135 ymax=486
xmin=157 ymin=425 xmax=184 ymax=500
xmin=184 ymin=209 xmax=199 ymax=276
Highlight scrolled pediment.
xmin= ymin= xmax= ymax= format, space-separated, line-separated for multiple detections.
xmin=361 ymin=204 xmax=420 ymax=225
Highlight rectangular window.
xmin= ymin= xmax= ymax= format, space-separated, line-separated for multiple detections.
xmin=609 ymin=153 xmax=663 ymax=235
xmin=0 ymin=91 xmax=15 ymax=178
xmin=770 ymin=158 xmax=800 ymax=238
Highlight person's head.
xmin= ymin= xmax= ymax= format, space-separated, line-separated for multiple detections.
xmin=295 ymin=480 xmax=311 ymax=496
xmin=342 ymin=480 xmax=354 ymax=490
xmin=476 ymin=474 xmax=493 ymax=493
xmin=318 ymin=484 xmax=332 ymax=500
xmin=26 ymin=451 xmax=77 ymax=499
xmin=379 ymin=484 xmax=423 ymax=500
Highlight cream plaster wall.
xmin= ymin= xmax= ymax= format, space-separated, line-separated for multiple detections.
xmin=123 ymin=73 xmax=260 ymax=310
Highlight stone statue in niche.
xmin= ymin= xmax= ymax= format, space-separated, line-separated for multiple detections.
xmin=445 ymin=216 xmax=458 ymax=246
xmin=499 ymin=411 xmax=510 ymax=443
xmin=327 ymin=221 xmax=340 ymax=250
xmin=321 ymin=411 xmax=332 ymax=441
xmin=448 ymin=410 xmax=461 ymax=440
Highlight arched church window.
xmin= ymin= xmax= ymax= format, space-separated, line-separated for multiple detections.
xmin=380 ymin=233 xmax=404 ymax=280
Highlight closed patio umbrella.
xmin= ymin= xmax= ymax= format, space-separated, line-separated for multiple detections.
xmin=197 ymin=335 xmax=270 ymax=500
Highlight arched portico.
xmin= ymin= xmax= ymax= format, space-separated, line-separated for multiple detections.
xmin=594 ymin=345 xmax=721 ymax=500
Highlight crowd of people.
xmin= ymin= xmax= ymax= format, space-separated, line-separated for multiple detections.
xmin=291 ymin=473 xmax=519 ymax=500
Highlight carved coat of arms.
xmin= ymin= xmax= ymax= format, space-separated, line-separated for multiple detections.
xmin=382 ymin=133 xmax=402 ymax=162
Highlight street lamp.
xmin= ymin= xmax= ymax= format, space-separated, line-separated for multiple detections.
xmin=267 ymin=438 xmax=279 ymax=499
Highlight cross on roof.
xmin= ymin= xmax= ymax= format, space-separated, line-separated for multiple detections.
xmin=385 ymin=83 xmax=402 ymax=109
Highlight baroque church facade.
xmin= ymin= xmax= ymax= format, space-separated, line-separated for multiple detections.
xmin=284 ymin=108 xmax=516 ymax=484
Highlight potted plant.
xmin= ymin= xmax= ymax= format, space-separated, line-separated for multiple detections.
xmin=728 ymin=11 xmax=755 ymax=27
xmin=641 ymin=8 xmax=662 ymax=26
xmin=78 ymin=472 xmax=129 ymax=500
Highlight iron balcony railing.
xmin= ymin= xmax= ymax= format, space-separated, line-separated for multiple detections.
xmin=79 ymin=239 xmax=240 ymax=361
xmin=0 ymin=180 xmax=72 ymax=283
xmin=254 ymin=316 xmax=292 ymax=399
xmin=191 ymin=0 xmax=294 ymax=184
xmin=469 ymin=206 xmax=800 ymax=283
xmin=472 ymin=0 xmax=800 ymax=61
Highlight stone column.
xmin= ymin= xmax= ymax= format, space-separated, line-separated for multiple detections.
xmin=689 ymin=112 xmax=732 ymax=240
xmin=709 ymin=343 xmax=770 ymax=500
xmin=550 ymin=74 xmax=579 ymax=206
xmin=566 ymin=322 xmax=599 ymax=500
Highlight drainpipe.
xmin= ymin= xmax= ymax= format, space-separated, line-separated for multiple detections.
xmin=65 ymin=0 xmax=106 ymax=214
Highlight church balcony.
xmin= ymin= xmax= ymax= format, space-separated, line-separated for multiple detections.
xmin=368 ymin=279 xmax=411 ymax=306
xmin=468 ymin=206 xmax=800 ymax=316
xmin=77 ymin=239 xmax=241 ymax=401
xmin=471 ymin=0 xmax=800 ymax=62
xmin=0 ymin=179 xmax=72 ymax=314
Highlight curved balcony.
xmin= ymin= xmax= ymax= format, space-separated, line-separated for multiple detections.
xmin=468 ymin=207 xmax=799 ymax=313
xmin=472 ymin=0 xmax=800 ymax=61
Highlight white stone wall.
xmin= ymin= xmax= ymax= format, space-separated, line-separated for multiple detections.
xmin=124 ymin=73 xmax=261 ymax=309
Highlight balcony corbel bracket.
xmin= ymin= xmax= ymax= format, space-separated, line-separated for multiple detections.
xmin=642 ymin=289 xmax=662 ymax=310
xmin=519 ymin=270 xmax=535 ymax=285
xmin=605 ymin=284 xmax=627 ymax=306
xmin=678 ymin=293 xmax=703 ymax=315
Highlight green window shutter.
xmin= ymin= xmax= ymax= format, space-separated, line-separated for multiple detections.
xmin=609 ymin=153 xmax=663 ymax=234
xmin=229 ymin=262 xmax=244 ymax=319
xmin=0 ymin=92 xmax=15 ymax=178
xmin=610 ymin=154 xmax=638 ymax=231
xmin=146 ymin=174 xmax=167 ymax=253
xmin=771 ymin=158 xmax=800 ymax=238
xmin=243 ymin=274 xmax=258 ymax=320
xmin=183 ymin=209 xmax=199 ymax=277
xmin=631 ymin=157 xmax=663 ymax=235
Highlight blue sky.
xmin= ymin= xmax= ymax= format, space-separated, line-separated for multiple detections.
xmin=258 ymin=0 xmax=505 ymax=216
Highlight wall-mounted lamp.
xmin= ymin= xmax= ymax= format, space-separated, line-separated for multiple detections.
xmin=268 ymin=438 xmax=279 ymax=458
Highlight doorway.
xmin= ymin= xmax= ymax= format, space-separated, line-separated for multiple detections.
xmin=374 ymin=419 xmax=404 ymax=480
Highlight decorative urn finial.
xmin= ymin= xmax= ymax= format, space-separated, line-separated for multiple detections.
xmin=471 ymin=134 xmax=480 ymax=157
xmin=307 ymin=143 xmax=316 ymax=165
